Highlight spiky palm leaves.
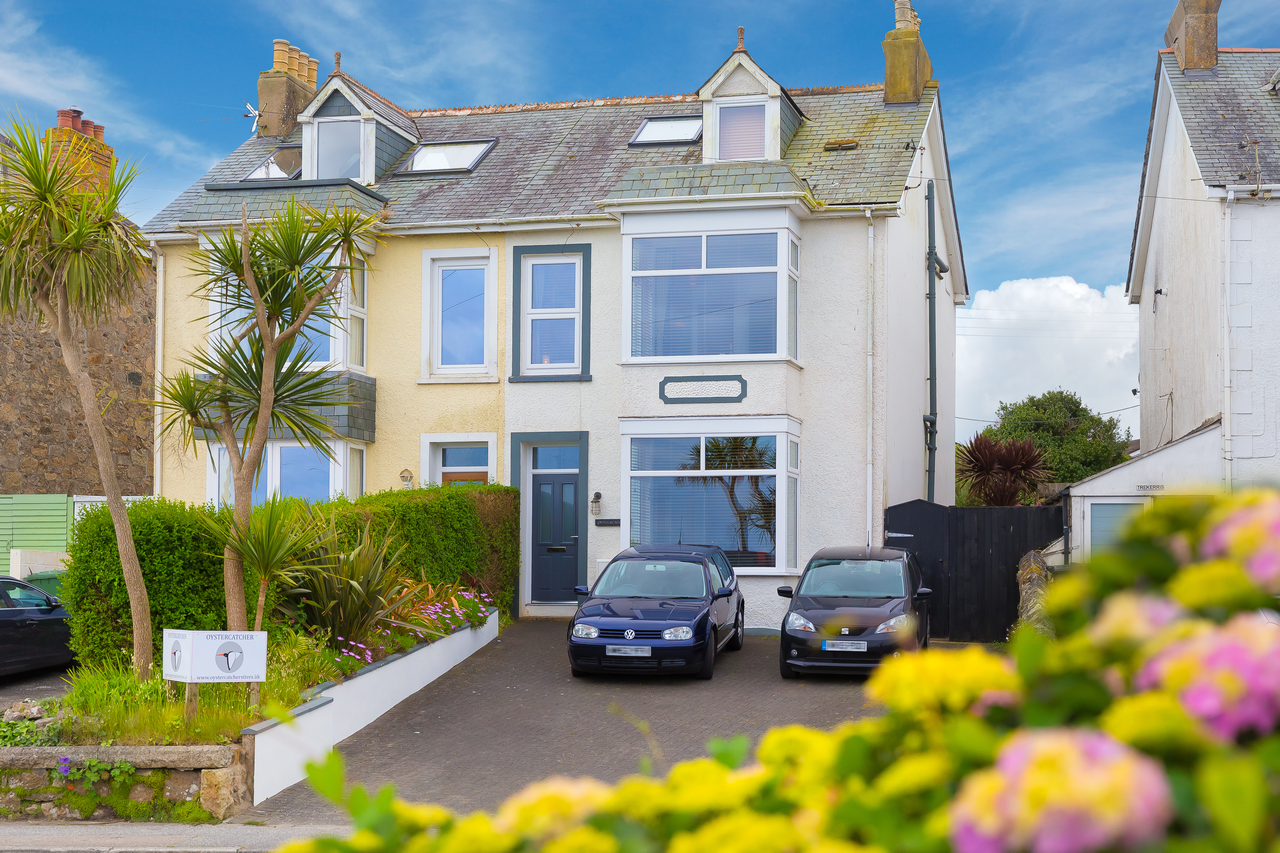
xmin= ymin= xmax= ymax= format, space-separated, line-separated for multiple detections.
xmin=0 ymin=116 xmax=155 ymax=678
xmin=957 ymin=434 xmax=1050 ymax=506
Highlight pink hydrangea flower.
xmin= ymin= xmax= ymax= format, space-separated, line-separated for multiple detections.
xmin=951 ymin=729 xmax=1172 ymax=853
xmin=1201 ymin=493 xmax=1280 ymax=591
xmin=1136 ymin=612 xmax=1280 ymax=741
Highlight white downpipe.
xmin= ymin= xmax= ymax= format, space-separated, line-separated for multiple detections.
xmin=1222 ymin=191 xmax=1235 ymax=490
xmin=151 ymin=243 xmax=165 ymax=498
xmin=865 ymin=209 xmax=875 ymax=549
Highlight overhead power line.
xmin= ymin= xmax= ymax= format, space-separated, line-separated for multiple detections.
xmin=957 ymin=403 xmax=1140 ymax=425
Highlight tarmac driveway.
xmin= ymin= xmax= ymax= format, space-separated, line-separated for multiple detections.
xmin=235 ymin=619 xmax=877 ymax=825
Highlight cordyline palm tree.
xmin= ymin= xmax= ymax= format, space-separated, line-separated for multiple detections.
xmin=957 ymin=434 xmax=1051 ymax=506
xmin=0 ymin=117 xmax=154 ymax=678
xmin=156 ymin=199 xmax=383 ymax=631
xmin=678 ymin=437 xmax=776 ymax=556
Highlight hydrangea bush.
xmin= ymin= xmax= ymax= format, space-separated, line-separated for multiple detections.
xmin=282 ymin=490 xmax=1280 ymax=853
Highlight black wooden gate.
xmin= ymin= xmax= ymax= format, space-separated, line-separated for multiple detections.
xmin=885 ymin=500 xmax=1063 ymax=643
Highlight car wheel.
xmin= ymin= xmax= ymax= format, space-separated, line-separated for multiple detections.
xmin=695 ymin=630 xmax=716 ymax=680
xmin=726 ymin=605 xmax=744 ymax=651
xmin=779 ymin=653 xmax=797 ymax=679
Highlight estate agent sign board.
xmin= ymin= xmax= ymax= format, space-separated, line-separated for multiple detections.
xmin=162 ymin=629 xmax=267 ymax=683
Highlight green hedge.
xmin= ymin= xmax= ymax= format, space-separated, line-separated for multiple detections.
xmin=63 ymin=486 xmax=519 ymax=666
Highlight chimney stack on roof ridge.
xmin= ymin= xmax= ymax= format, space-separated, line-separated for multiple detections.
xmin=883 ymin=0 xmax=932 ymax=105
xmin=258 ymin=38 xmax=317 ymax=138
xmin=1165 ymin=0 xmax=1222 ymax=75
xmin=44 ymin=106 xmax=113 ymax=192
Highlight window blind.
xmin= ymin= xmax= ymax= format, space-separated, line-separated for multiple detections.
xmin=718 ymin=105 xmax=765 ymax=160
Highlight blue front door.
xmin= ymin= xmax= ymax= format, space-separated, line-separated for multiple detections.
xmin=531 ymin=473 xmax=579 ymax=603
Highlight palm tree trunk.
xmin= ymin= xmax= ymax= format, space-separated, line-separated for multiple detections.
xmin=43 ymin=295 xmax=152 ymax=678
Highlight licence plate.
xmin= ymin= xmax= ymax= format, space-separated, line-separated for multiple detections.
xmin=823 ymin=640 xmax=867 ymax=652
xmin=606 ymin=645 xmax=651 ymax=657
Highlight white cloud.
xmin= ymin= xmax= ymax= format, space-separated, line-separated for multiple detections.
xmin=956 ymin=277 xmax=1139 ymax=441
xmin=0 ymin=1 xmax=218 ymax=174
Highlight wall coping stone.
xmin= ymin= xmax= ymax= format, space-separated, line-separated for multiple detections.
xmin=0 ymin=745 xmax=240 ymax=770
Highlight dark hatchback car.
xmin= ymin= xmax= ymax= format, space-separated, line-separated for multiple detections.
xmin=567 ymin=545 xmax=745 ymax=679
xmin=777 ymin=546 xmax=930 ymax=678
xmin=0 ymin=577 xmax=73 ymax=677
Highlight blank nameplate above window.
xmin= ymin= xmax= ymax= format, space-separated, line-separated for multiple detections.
xmin=630 ymin=117 xmax=703 ymax=146
xmin=401 ymin=140 xmax=496 ymax=174
xmin=244 ymin=146 xmax=301 ymax=181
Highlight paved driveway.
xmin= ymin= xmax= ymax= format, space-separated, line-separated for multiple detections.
xmin=236 ymin=620 xmax=876 ymax=825
xmin=0 ymin=664 xmax=71 ymax=709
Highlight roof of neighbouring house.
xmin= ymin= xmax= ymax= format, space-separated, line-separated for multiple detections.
xmin=1159 ymin=50 xmax=1280 ymax=187
xmin=143 ymin=79 xmax=939 ymax=234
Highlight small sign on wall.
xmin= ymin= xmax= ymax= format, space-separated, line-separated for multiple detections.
xmin=162 ymin=629 xmax=268 ymax=683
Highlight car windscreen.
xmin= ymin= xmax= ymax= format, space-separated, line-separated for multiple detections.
xmin=593 ymin=560 xmax=707 ymax=598
xmin=797 ymin=560 xmax=906 ymax=598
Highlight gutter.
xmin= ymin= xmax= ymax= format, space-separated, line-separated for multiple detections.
xmin=150 ymin=242 xmax=164 ymax=499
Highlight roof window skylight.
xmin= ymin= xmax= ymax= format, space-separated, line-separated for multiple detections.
xmin=630 ymin=116 xmax=703 ymax=146
xmin=243 ymin=146 xmax=302 ymax=181
xmin=400 ymin=139 xmax=496 ymax=174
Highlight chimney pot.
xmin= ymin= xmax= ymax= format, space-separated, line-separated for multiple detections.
xmin=306 ymin=56 xmax=319 ymax=88
xmin=298 ymin=51 xmax=311 ymax=85
xmin=93 ymin=124 xmax=104 ymax=142
xmin=287 ymin=45 xmax=301 ymax=76
xmin=272 ymin=39 xmax=290 ymax=72
xmin=80 ymin=120 xmax=95 ymax=137
xmin=895 ymin=0 xmax=920 ymax=30
xmin=334 ymin=51 xmax=341 ymax=73
xmin=68 ymin=107 xmax=83 ymax=131
xmin=56 ymin=109 xmax=74 ymax=128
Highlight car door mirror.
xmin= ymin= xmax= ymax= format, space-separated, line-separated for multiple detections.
xmin=714 ymin=586 xmax=732 ymax=600
xmin=46 ymin=597 xmax=60 ymax=608
xmin=777 ymin=585 xmax=793 ymax=598
xmin=573 ymin=586 xmax=590 ymax=597
xmin=915 ymin=587 xmax=932 ymax=600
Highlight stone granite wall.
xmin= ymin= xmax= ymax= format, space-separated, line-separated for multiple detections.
xmin=0 ymin=281 xmax=156 ymax=496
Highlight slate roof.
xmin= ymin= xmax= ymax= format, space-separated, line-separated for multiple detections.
xmin=332 ymin=71 xmax=420 ymax=141
xmin=605 ymin=161 xmax=812 ymax=201
xmin=1162 ymin=50 xmax=1280 ymax=186
xmin=144 ymin=80 xmax=936 ymax=234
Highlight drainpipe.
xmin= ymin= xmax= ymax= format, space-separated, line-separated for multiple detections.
xmin=151 ymin=242 xmax=164 ymax=498
xmin=1222 ymin=190 xmax=1235 ymax=490
xmin=865 ymin=209 xmax=876 ymax=549
xmin=924 ymin=181 xmax=938 ymax=503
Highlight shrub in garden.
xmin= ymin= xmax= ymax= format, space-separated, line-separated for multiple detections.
xmin=64 ymin=498 xmax=277 ymax=667
xmin=285 ymin=489 xmax=1280 ymax=853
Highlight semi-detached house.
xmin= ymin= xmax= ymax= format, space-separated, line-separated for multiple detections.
xmin=144 ymin=1 xmax=966 ymax=628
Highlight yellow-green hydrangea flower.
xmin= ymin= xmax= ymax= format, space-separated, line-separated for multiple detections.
xmin=867 ymin=648 xmax=1022 ymax=715
xmin=1100 ymin=691 xmax=1214 ymax=754
xmin=540 ymin=825 xmax=620 ymax=853
xmin=493 ymin=776 xmax=609 ymax=839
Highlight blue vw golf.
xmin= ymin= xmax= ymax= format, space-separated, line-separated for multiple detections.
xmin=566 ymin=545 xmax=745 ymax=679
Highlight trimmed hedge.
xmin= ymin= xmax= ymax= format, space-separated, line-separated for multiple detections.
xmin=63 ymin=486 xmax=519 ymax=666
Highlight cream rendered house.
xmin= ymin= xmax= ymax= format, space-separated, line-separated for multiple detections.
xmin=145 ymin=3 xmax=966 ymax=628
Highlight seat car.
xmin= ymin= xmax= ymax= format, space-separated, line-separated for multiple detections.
xmin=0 ymin=577 xmax=73 ymax=677
xmin=567 ymin=545 xmax=745 ymax=679
xmin=777 ymin=546 xmax=930 ymax=678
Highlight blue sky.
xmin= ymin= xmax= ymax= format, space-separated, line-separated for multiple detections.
xmin=4 ymin=0 xmax=1279 ymax=432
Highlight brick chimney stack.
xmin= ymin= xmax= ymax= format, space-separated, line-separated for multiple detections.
xmin=257 ymin=38 xmax=318 ymax=139
xmin=883 ymin=0 xmax=933 ymax=105
xmin=45 ymin=106 xmax=113 ymax=191
xmin=1165 ymin=0 xmax=1221 ymax=75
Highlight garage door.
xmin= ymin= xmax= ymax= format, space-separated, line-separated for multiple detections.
xmin=1089 ymin=502 xmax=1144 ymax=554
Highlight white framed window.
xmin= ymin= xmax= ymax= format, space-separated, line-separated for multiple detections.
xmin=315 ymin=118 xmax=363 ymax=180
xmin=399 ymin=139 xmax=496 ymax=174
xmin=346 ymin=259 xmax=367 ymax=370
xmin=626 ymin=229 xmax=799 ymax=363
xmin=206 ymin=439 xmax=366 ymax=506
xmin=421 ymin=248 xmax=498 ymax=381
xmin=521 ymin=254 xmax=582 ymax=375
xmin=787 ymin=439 xmax=800 ymax=570
xmin=715 ymin=97 xmax=767 ymax=161
xmin=620 ymin=416 xmax=800 ymax=575
xmin=629 ymin=116 xmax=703 ymax=146
xmin=787 ymin=237 xmax=800 ymax=361
xmin=244 ymin=145 xmax=302 ymax=181
xmin=420 ymin=433 xmax=498 ymax=486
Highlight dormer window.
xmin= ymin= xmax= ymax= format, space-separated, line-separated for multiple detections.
xmin=316 ymin=119 xmax=362 ymax=179
xmin=244 ymin=146 xmax=301 ymax=181
xmin=630 ymin=116 xmax=703 ymax=146
xmin=399 ymin=139 xmax=496 ymax=175
xmin=716 ymin=101 xmax=766 ymax=160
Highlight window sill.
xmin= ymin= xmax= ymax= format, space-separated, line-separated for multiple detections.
xmin=623 ymin=356 xmax=803 ymax=370
xmin=508 ymin=374 xmax=592 ymax=383
xmin=418 ymin=375 xmax=500 ymax=385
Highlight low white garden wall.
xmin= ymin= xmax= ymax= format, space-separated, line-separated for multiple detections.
xmin=244 ymin=610 xmax=499 ymax=804
xmin=8 ymin=550 xmax=68 ymax=580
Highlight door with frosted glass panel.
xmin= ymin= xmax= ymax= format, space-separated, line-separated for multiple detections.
xmin=531 ymin=474 xmax=578 ymax=603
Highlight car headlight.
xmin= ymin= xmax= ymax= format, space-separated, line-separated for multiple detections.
xmin=875 ymin=614 xmax=914 ymax=634
xmin=786 ymin=612 xmax=816 ymax=633
xmin=572 ymin=623 xmax=599 ymax=639
xmin=662 ymin=626 xmax=693 ymax=641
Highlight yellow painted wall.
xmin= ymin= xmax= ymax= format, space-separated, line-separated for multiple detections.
xmin=154 ymin=232 xmax=507 ymax=503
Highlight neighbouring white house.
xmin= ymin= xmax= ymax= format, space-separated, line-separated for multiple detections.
xmin=1067 ymin=0 xmax=1280 ymax=562
xmin=143 ymin=0 xmax=966 ymax=628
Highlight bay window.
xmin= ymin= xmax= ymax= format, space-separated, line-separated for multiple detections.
xmin=208 ymin=439 xmax=366 ymax=506
xmin=629 ymin=231 xmax=799 ymax=361
xmin=623 ymin=420 xmax=800 ymax=573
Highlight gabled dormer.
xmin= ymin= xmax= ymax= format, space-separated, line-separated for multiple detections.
xmin=697 ymin=28 xmax=804 ymax=164
xmin=298 ymin=74 xmax=419 ymax=186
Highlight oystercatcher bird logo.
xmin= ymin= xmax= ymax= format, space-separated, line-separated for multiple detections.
xmin=215 ymin=641 xmax=245 ymax=674
xmin=170 ymin=641 xmax=182 ymax=672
